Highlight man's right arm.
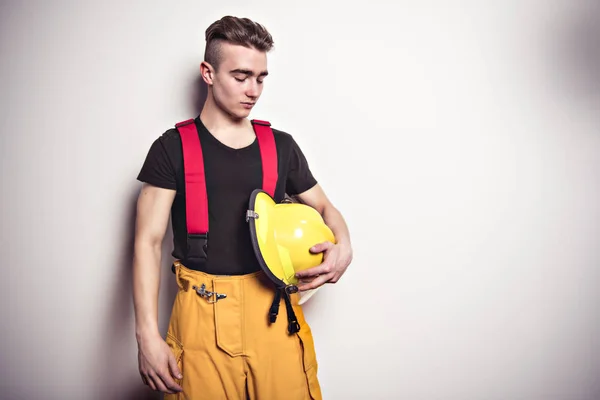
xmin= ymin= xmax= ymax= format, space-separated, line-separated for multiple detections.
xmin=132 ymin=182 xmax=182 ymax=394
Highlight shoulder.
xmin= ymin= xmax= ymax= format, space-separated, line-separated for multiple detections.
xmin=271 ymin=126 xmax=312 ymax=160
xmin=154 ymin=126 xmax=183 ymax=156
xmin=141 ymin=126 xmax=183 ymax=171
xmin=269 ymin=126 xmax=303 ymax=152
xmin=271 ymin=127 xmax=293 ymax=143
xmin=159 ymin=127 xmax=182 ymax=145
xmin=270 ymin=127 xmax=304 ymax=163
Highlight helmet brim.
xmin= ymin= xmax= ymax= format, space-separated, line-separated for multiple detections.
xmin=248 ymin=189 xmax=294 ymax=289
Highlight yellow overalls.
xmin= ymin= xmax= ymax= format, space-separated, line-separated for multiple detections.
xmin=164 ymin=261 xmax=322 ymax=400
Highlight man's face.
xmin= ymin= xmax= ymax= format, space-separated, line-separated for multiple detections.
xmin=210 ymin=42 xmax=268 ymax=120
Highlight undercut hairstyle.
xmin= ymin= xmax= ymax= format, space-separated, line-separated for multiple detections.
xmin=204 ymin=16 xmax=274 ymax=71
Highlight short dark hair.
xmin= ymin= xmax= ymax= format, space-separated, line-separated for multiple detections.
xmin=204 ymin=16 xmax=274 ymax=70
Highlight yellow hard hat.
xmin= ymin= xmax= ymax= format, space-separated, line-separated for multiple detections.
xmin=247 ymin=189 xmax=336 ymax=294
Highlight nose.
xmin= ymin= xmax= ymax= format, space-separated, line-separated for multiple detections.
xmin=245 ymin=80 xmax=260 ymax=99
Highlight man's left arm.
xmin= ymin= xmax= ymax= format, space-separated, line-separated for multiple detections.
xmin=293 ymin=183 xmax=353 ymax=291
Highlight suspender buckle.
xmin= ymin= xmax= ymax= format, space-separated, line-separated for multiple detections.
xmin=187 ymin=233 xmax=208 ymax=259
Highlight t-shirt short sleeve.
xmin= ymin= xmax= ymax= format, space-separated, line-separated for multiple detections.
xmin=136 ymin=137 xmax=177 ymax=190
xmin=286 ymin=136 xmax=317 ymax=196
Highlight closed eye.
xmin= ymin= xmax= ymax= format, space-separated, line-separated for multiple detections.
xmin=230 ymin=68 xmax=268 ymax=83
xmin=235 ymin=77 xmax=265 ymax=84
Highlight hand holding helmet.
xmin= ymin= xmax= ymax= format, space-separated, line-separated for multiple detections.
xmin=247 ymin=189 xmax=336 ymax=304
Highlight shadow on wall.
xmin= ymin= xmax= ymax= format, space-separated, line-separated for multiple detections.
xmin=554 ymin=0 xmax=600 ymax=112
xmin=92 ymin=75 xmax=209 ymax=400
xmin=94 ymin=188 xmax=178 ymax=400
xmin=192 ymin=74 xmax=208 ymax=116
xmin=99 ymin=188 xmax=183 ymax=400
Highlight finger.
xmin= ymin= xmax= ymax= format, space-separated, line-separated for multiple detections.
xmin=164 ymin=359 xmax=184 ymax=393
xmin=144 ymin=373 xmax=157 ymax=391
xmin=168 ymin=354 xmax=183 ymax=381
xmin=309 ymin=241 xmax=334 ymax=254
xmin=298 ymin=272 xmax=334 ymax=291
xmin=295 ymin=262 xmax=332 ymax=279
xmin=141 ymin=374 xmax=148 ymax=386
xmin=158 ymin=368 xmax=183 ymax=393
xmin=148 ymin=371 xmax=172 ymax=394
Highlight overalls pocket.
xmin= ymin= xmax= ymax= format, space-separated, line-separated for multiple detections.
xmin=164 ymin=332 xmax=184 ymax=399
xmin=296 ymin=321 xmax=322 ymax=400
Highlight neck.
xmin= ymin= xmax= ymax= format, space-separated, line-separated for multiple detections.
xmin=200 ymin=94 xmax=250 ymax=134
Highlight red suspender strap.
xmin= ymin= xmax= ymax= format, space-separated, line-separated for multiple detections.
xmin=176 ymin=118 xmax=278 ymax=261
xmin=175 ymin=119 xmax=209 ymax=259
xmin=252 ymin=119 xmax=278 ymax=197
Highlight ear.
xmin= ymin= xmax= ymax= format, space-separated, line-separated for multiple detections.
xmin=200 ymin=61 xmax=215 ymax=85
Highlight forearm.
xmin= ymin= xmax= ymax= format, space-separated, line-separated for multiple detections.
xmin=132 ymin=240 xmax=163 ymax=342
xmin=323 ymin=205 xmax=352 ymax=251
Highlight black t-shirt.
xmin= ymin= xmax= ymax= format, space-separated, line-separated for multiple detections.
xmin=136 ymin=116 xmax=317 ymax=275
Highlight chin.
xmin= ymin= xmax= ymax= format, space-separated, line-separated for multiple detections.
xmin=229 ymin=109 xmax=251 ymax=120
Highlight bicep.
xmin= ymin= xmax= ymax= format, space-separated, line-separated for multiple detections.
xmin=135 ymin=183 xmax=176 ymax=246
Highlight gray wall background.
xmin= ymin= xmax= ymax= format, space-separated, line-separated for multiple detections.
xmin=1 ymin=0 xmax=599 ymax=399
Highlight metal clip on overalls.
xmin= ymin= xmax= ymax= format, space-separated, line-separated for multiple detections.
xmin=193 ymin=283 xmax=227 ymax=303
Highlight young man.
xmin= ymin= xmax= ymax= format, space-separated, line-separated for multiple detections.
xmin=132 ymin=16 xmax=353 ymax=399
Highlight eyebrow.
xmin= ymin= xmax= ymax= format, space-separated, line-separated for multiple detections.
xmin=230 ymin=69 xmax=269 ymax=77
